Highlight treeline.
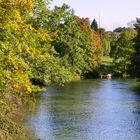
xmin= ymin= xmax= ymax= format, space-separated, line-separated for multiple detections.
xmin=0 ymin=0 xmax=104 ymax=95
xmin=0 ymin=0 xmax=140 ymax=96
xmin=103 ymin=19 xmax=140 ymax=78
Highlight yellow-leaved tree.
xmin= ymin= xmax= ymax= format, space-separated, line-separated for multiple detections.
xmin=0 ymin=0 xmax=54 ymax=95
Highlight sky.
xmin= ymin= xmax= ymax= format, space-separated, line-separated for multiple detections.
xmin=50 ymin=0 xmax=140 ymax=31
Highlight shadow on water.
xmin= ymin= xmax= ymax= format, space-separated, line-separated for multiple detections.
xmin=131 ymin=84 xmax=140 ymax=95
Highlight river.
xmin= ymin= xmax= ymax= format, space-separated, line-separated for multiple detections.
xmin=25 ymin=79 xmax=140 ymax=140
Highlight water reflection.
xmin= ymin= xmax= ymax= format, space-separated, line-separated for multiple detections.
xmin=25 ymin=79 xmax=140 ymax=140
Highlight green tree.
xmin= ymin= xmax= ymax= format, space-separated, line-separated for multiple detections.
xmin=113 ymin=27 xmax=125 ymax=33
xmin=76 ymin=17 xmax=102 ymax=71
xmin=108 ymin=32 xmax=120 ymax=57
xmin=98 ymin=28 xmax=110 ymax=56
xmin=112 ymin=28 xmax=137 ymax=77
xmin=132 ymin=18 xmax=140 ymax=77
xmin=47 ymin=4 xmax=102 ymax=79
xmin=91 ymin=18 xmax=98 ymax=31
xmin=0 ymin=0 xmax=54 ymax=94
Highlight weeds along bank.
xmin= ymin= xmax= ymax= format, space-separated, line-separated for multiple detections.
xmin=0 ymin=93 xmax=30 ymax=139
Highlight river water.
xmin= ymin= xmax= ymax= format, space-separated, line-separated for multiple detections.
xmin=25 ymin=79 xmax=140 ymax=140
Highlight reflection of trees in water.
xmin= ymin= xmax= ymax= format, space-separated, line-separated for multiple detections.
xmin=22 ymin=96 xmax=41 ymax=139
xmin=131 ymin=84 xmax=140 ymax=115
xmin=26 ymin=79 xmax=140 ymax=139
xmin=46 ymin=80 xmax=101 ymax=138
xmin=23 ymin=96 xmax=39 ymax=115
xmin=131 ymin=84 xmax=140 ymax=95
xmin=27 ymin=80 xmax=101 ymax=139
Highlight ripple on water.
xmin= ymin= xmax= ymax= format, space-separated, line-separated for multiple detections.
xmin=25 ymin=79 xmax=140 ymax=140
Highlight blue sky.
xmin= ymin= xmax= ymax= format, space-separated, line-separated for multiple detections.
xmin=50 ymin=0 xmax=140 ymax=31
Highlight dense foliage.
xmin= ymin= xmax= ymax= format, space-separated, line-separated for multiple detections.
xmin=112 ymin=28 xmax=137 ymax=77
xmin=132 ymin=18 xmax=140 ymax=78
xmin=0 ymin=1 xmax=102 ymax=95
xmin=98 ymin=28 xmax=110 ymax=56
xmin=0 ymin=0 xmax=139 ymax=95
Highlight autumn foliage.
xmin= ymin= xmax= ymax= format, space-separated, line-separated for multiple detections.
xmin=0 ymin=1 xmax=103 ymax=95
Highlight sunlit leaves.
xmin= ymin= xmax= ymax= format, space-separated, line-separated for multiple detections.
xmin=0 ymin=0 xmax=105 ymax=95
xmin=112 ymin=28 xmax=137 ymax=76
xmin=97 ymin=28 xmax=111 ymax=56
xmin=0 ymin=0 xmax=53 ymax=94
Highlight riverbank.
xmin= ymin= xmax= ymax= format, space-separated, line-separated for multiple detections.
xmin=0 ymin=93 xmax=32 ymax=140
xmin=1 ymin=78 xmax=140 ymax=139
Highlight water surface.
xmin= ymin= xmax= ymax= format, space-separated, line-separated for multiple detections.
xmin=25 ymin=79 xmax=140 ymax=140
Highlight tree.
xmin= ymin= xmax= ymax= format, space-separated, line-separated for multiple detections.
xmin=0 ymin=0 xmax=55 ymax=94
xmin=51 ymin=7 xmax=93 ymax=77
xmin=76 ymin=17 xmax=102 ymax=71
xmin=112 ymin=28 xmax=137 ymax=77
xmin=132 ymin=18 xmax=140 ymax=77
xmin=91 ymin=19 xmax=98 ymax=31
xmin=113 ymin=27 xmax=125 ymax=33
xmin=108 ymin=32 xmax=120 ymax=57
xmin=98 ymin=28 xmax=110 ymax=56
xmin=47 ymin=4 xmax=102 ymax=78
